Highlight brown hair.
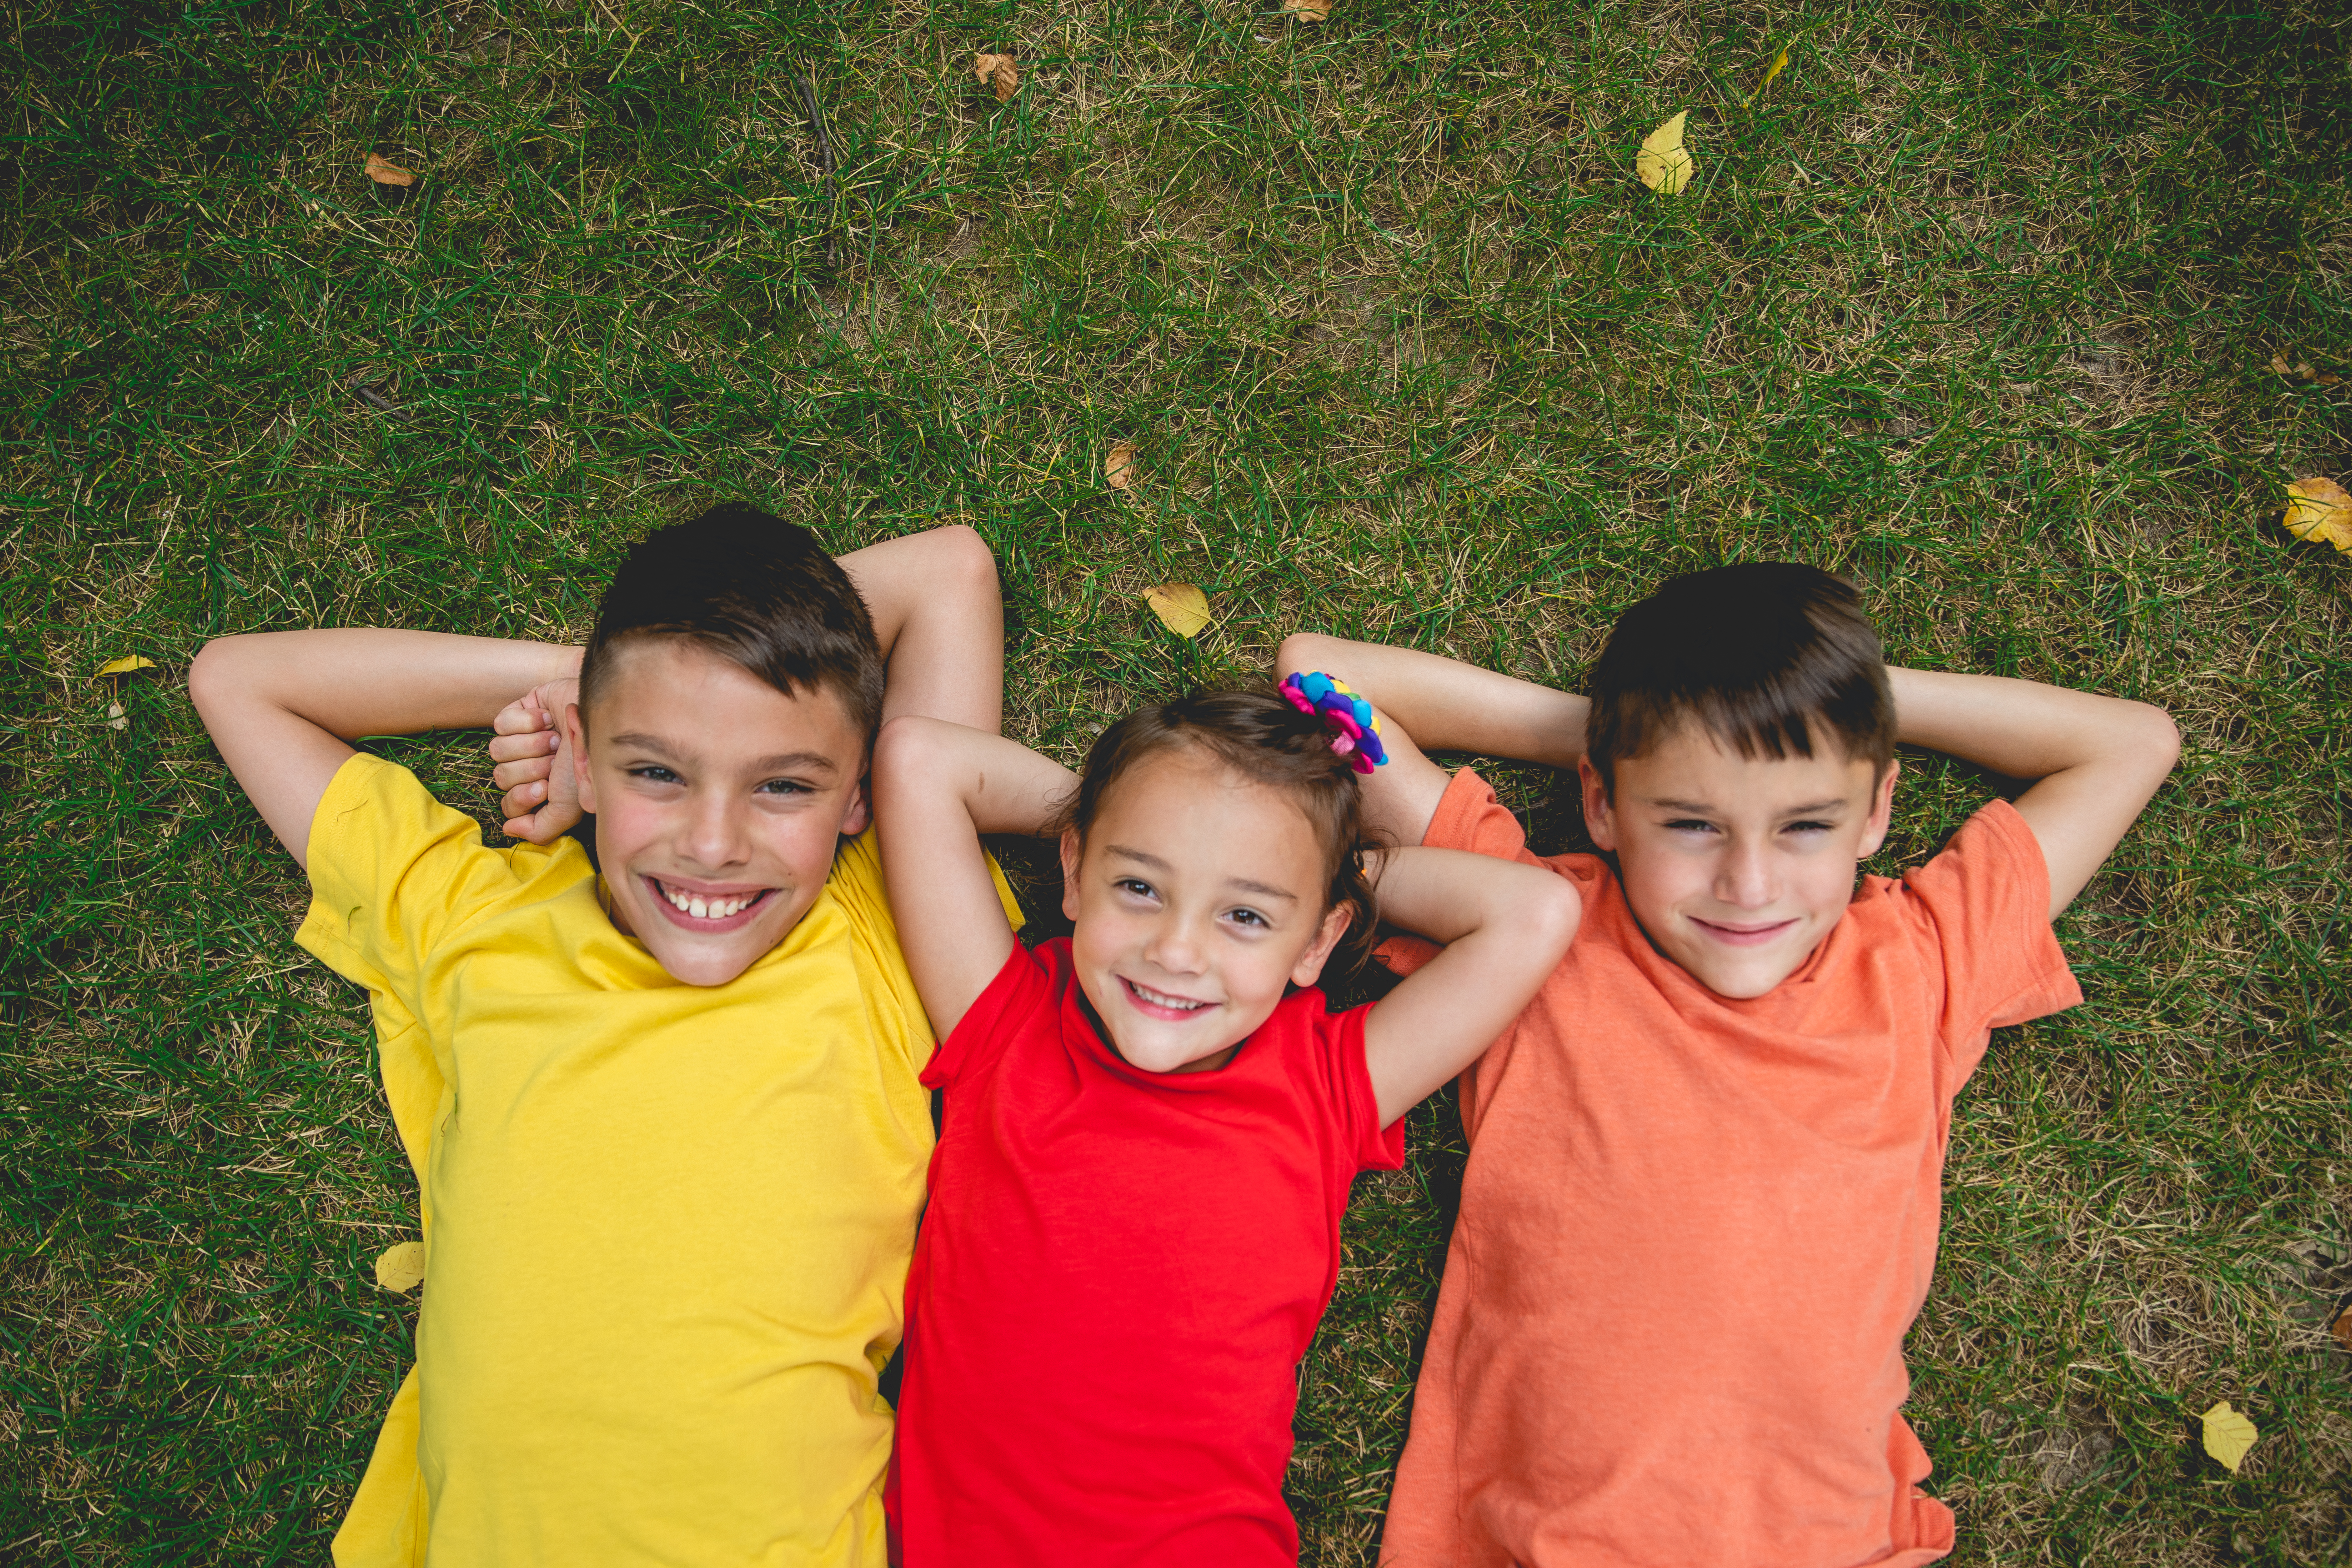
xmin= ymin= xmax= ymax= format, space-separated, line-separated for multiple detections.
xmin=1056 ymin=687 xmax=1384 ymax=972
xmin=1585 ymin=562 xmax=1894 ymax=799
xmin=577 ymin=504 xmax=885 ymax=742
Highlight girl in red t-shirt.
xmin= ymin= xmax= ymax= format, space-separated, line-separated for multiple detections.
xmin=871 ymin=678 xmax=1580 ymax=1566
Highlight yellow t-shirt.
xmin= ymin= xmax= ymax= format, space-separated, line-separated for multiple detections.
xmin=298 ymin=753 xmax=1008 ymax=1568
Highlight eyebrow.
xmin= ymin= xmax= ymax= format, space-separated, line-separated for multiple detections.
xmin=1103 ymin=844 xmax=1300 ymax=902
xmin=607 ymin=734 xmax=842 ymax=776
xmin=1648 ymin=797 xmax=1850 ymax=815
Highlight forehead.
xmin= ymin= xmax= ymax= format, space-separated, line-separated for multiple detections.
xmin=1089 ymin=751 xmax=1326 ymax=882
xmin=589 ymin=640 xmax=863 ymax=761
xmin=1616 ymin=722 xmax=1878 ymax=805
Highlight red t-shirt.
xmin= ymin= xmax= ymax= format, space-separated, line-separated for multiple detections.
xmin=893 ymin=937 xmax=1406 ymax=1566
xmin=1376 ymin=769 xmax=2083 ymax=1568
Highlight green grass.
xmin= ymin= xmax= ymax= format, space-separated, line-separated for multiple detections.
xmin=5 ymin=0 xmax=2349 ymax=1560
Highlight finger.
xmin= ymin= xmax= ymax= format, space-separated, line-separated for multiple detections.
xmin=487 ymin=729 xmax=562 ymax=764
xmin=493 ymin=702 xmax=550 ymax=736
xmin=501 ymin=779 xmax=549 ymax=819
xmin=490 ymin=737 xmax=558 ymax=773
xmin=492 ymin=758 xmax=555 ymax=791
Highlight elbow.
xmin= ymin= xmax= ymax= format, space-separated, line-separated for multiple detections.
xmin=1276 ymin=631 xmax=1339 ymax=681
xmin=1519 ymin=878 xmax=1584 ymax=961
xmin=186 ymin=635 xmax=251 ymax=726
xmin=872 ymin=713 xmax=942 ymax=788
xmin=925 ymin=521 xmax=999 ymax=601
xmin=2126 ymin=699 xmax=2182 ymax=778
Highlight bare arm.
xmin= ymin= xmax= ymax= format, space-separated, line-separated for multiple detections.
xmin=839 ymin=523 xmax=1004 ymax=734
xmin=491 ymin=523 xmax=1006 ymax=840
xmin=188 ymin=631 xmax=581 ymax=870
xmin=872 ymin=716 xmax=1074 ymax=1037
xmin=1277 ymin=633 xmax=1590 ymax=846
xmin=1886 ymin=667 xmax=2177 ymax=919
xmin=1361 ymin=847 xmax=1581 ymax=1125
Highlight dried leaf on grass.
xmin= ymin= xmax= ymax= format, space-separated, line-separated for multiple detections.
xmin=1143 ymin=584 xmax=1212 ymax=639
xmin=375 ymin=1241 xmax=427 ymax=1293
xmin=365 ymin=152 xmax=416 ymax=187
xmin=1283 ymin=0 xmax=1333 ymax=20
xmin=105 ymin=702 xmax=127 ymax=731
xmin=2282 ymin=477 xmax=2352 ymax=554
xmin=973 ymin=52 xmax=1019 ymax=103
xmin=1104 ymin=441 xmax=1139 ymax=491
xmin=2271 ymin=351 xmax=2342 ymax=386
xmin=1636 ymin=112 xmax=1694 ymax=195
xmin=2332 ymin=1306 xmax=2352 ymax=1355
xmin=94 ymin=655 xmax=156 ymax=677
xmin=2200 ymin=1401 xmax=2258 ymax=1473
xmin=1745 ymin=45 xmax=1791 ymax=105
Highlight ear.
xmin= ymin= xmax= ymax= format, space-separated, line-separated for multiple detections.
xmin=1059 ymin=828 xmax=1084 ymax=923
xmin=837 ymin=776 xmax=873 ymax=839
xmin=1855 ymin=757 xmax=1901 ymax=859
xmin=1579 ymin=756 xmax=1619 ymax=852
xmin=568 ymin=702 xmax=597 ymax=816
xmin=1289 ymin=900 xmax=1355 ymax=988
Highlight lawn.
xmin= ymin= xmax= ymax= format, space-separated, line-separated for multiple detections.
xmin=4 ymin=0 xmax=2350 ymax=1560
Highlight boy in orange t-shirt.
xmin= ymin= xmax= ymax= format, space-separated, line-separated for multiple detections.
xmin=1280 ymin=564 xmax=2179 ymax=1568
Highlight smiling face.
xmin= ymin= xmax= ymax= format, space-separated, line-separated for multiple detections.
xmin=567 ymin=639 xmax=871 ymax=987
xmin=1583 ymin=721 xmax=1898 ymax=1000
xmin=1058 ymin=748 xmax=1353 ymax=1075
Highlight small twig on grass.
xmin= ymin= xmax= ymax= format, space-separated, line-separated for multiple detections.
xmin=798 ymin=69 xmax=842 ymax=276
xmin=348 ymin=381 xmax=406 ymax=419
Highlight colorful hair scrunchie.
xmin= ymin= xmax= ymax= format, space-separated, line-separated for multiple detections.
xmin=1280 ymin=672 xmax=1389 ymax=774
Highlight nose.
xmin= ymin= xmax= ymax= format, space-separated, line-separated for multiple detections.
xmin=1143 ymin=910 xmax=1209 ymax=976
xmin=1714 ymin=834 xmax=1776 ymax=910
xmin=681 ymin=786 xmax=752 ymax=872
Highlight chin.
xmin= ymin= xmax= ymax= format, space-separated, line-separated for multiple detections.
xmin=649 ymin=944 xmax=762 ymax=987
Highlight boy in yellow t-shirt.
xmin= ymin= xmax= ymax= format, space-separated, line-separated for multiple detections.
xmin=189 ymin=509 xmax=1012 ymax=1568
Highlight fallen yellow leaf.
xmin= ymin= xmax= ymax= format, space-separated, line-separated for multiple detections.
xmin=1745 ymin=45 xmax=1790 ymax=105
xmin=375 ymin=1240 xmax=427 ymax=1293
xmin=2200 ymin=1400 xmax=2257 ymax=1473
xmin=1635 ymin=111 xmax=1694 ymax=195
xmin=1283 ymin=0 xmax=1332 ymax=19
xmin=2283 ymin=476 xmax=2352 ymax=554
xmin=973 ymin=51 xmax=1019 ymax=104
xmin=94 ymin=655 xmax=156 ymax=677
xmin=1104 ymin=441 xmax=1139 ymax=492
xmin=365 ymin=152 xmax=416 ymax=187
xmin=1142 ymin=583 xmax=1212 ymax=639
xmin=2272 ymin=350 xmax=2341 ymax=386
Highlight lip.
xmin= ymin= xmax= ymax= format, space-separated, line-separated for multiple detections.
xmin=641 ymin=875 xmax=777 ymax=934
xmin=1118 ymin=976 xmax=1217 ymax=1022
xmin=1688 ymin=915 xmax=1800 ymax=948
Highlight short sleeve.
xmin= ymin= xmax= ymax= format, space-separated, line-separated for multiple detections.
xmin=824 ymin=827 xmax=1025 ymax=1072
xmin=1325 ymin=1003 xmax=1407 ymax=1172
xmin=1377 ymin=766 xmax=1546 ymax=978
xmin=1898 ymin=799 xmax=2085 ymax=1087
xmin=921 ymin=938 xmax=1056 ymax=1093
xmin=295 ymin=753 xmax=538 ymax=1015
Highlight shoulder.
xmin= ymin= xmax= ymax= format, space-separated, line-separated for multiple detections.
xmin=923 ymin=935 xmax=1064 ymax=1090
xmin=1862 ymin=799 xmax=2050 ymax=926
xmin=823 ymin=825 xmax=1024 ymax=944
xmin=308 ymin=751 xmax=575 ymax=901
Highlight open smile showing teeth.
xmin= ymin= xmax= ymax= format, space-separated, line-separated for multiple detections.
xmin=1124 ymin=979 xmax=1210 ymax=1012
xmin=652 ymin=879 xmax=768 ymax=922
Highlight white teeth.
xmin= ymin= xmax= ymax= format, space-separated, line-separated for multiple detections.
xmin=657 ymin=882 xmax=757 ymax=920
xmin=1133 ymin=982 xmax=1207 ymax=1010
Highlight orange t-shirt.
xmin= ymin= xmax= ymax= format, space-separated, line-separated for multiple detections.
xmin=1376 ymin=768 xmax=2082 ymax=1568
